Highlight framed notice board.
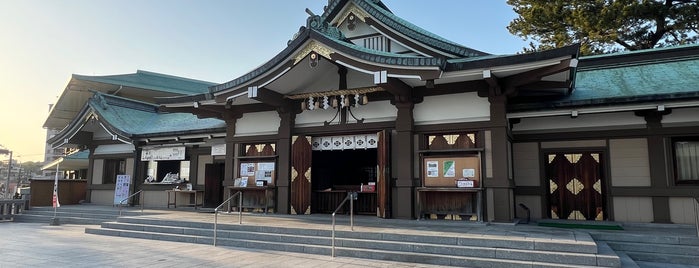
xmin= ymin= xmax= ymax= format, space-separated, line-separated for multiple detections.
xmin=238 ymin=161 xmax=276 ymax=186
xmin=422 ymin=155 xmax=481 ymax=187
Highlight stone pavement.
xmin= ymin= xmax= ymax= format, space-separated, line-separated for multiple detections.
xmin=0 ymin=222 xmax=444 ymax=268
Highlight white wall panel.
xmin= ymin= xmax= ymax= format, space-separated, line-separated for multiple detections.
xmin=514 ymin=112 xmax=645 ymax=133
xmin=90 ymin=189 xmax=114 ymax=205
xmin=414 ymin=92 xmax=490 ymax=125
xmin=91 ymin=159 xmax=104 ymax=185
xmin=93 ymin=144 xmax=135 ymax=155
xmin=663 ymin=107 xmax=699 ymax=127
xmin=613 ymin=197 xmax=654 ymax=222
xmin=235 ymin=111 xmax=280 ymax=137
xmin=669 ymin=197 xmax=698 ymax=224
xmin=609 ymin=139 xmax=651 ymax=187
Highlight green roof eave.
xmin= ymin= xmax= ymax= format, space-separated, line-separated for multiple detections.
xmin=508 ymin=49 xmax=699 ymax=112
xmin=72 ymin=70 xmax=216 ymax=96
xmin=445 ymin=44 xmax=580 ymax=72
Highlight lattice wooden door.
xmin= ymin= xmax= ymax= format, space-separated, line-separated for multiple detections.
xmin=546 ymin=152 xmax=605 ymax=220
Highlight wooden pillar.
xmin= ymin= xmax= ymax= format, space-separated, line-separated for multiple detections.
xmin=487 ymin=94 xmax=515 ymax=222
xmin=221 ymin=112 xmax=242 ymax=198
xmin=276 ymin=109 xmax=296 ymax=214
xmin=392 ymin=101 xmax=416 ymax=219
xmin=639 ymin=110 xmax=672 ymax=223
xmin=85 ymin=145 xmax=97 ymax=203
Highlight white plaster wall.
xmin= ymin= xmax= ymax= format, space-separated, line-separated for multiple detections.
xmin=197 ymin=155 xmax=213 ymax=186
xmin=414 ymin=92 xmax=490 ymax=125
xmin=296 ymin=100 xmax=396 ymax=127
xmin=90 ymin=189 xmax=114 ymax=205
xmin=514 ymin=112 xmax=646 ymax=133
xmin=613 ymin=197 xmax=654 ymax=222
xmin=609 ymin=139 xmax=651 ymax=187
xmin=663 ymin=107 xmax=699 ymax=127
xmin=235 ymin=111 xmax=280 ymax=137
xmin=296 ymin=106 xmax=348 ymax=127
xmin=513 ymin=143 xmax=540 ymax=186
xmin=92 ymin=159 xmax=104 ymax=185
xmin=540 ymin=140 xmax=606 ymax=149
xmin=348 ymin=100 xmax=397 ymax=123
xmin=515 ymin=195 xmax=542 ymax=220
xmin=143 ymin=190 xmax=169 ymax=208
xmin=93 ymin=144 xmax=135 ymax=155
xmin=669 ymin=197 xmax=698 ymax=224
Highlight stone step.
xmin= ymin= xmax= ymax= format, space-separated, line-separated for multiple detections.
xmin=114 ymin=217 xmax=599 ymax=254
xmin=591 ymin=232 xmax=699 ymax=246
xmin=14 ymin=214 xmax=106 ymax=225
xmin=625 ymin=251 xmax=699 ymax=267
xmin=27 ymin=206 xmax=143 ymax=216
xmin=98 ymin=221 xmax=612 ymax=266
xmin=85 ymin=227 xmax=617 ymax=268
xmin=606 ymin=241 xmax=699 ymax=256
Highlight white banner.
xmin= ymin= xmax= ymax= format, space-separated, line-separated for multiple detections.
xmin=141 ymin=146 xmax=185 ymax=161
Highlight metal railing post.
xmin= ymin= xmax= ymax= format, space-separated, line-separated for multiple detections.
xmin=214 ymin=191 xmax=243 ymax=247
xmin=331 ymin=192 xmax=356 ymax=257
xmin=238 ymin=192 xmax=243 ymax=225
xmin=119 ymin=190 xmax=143 ymax=217
xmin=350 ymin=192 xmax=354 ymax=231
xmin=694 ymin=197 xmax=699 ymax=238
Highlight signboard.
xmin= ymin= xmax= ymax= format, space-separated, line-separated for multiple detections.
xmin=113 ymin=175 xmax=131 ymax=205
xmin=141 ymin=146 xmax=185 ymax=161
xmin=211 ymin=144 xmax=226 ymax=156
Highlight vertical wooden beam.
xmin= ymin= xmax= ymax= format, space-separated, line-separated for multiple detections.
xmin=392 ymin=101 xmax=416 ymax=219
xmin=487 ymin=94 xmax=515 ymax=222
xmin=276 ymin=107 xmax=296 ymax=214
xmin=640 ymin=110 xmax=672 ymax=223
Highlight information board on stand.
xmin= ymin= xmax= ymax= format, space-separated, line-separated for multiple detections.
xmin=113 ymin=175 xmax=131 ymax=205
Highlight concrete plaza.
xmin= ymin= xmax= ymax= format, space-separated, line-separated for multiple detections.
xmin=0 ymin=222 xmax=443 ymax=268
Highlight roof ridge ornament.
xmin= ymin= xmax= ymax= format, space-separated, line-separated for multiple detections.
xmin=305 ymin=8 xmax=345 ymax=40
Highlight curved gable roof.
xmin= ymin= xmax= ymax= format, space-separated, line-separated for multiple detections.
xmin=48 ymin=93 xmax=225 ymax=148
xmin=323 ymin=0 xmax=489 ymax=58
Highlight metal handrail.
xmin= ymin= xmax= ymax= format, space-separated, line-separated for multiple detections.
xmin=118 ymin=190 xmax=144 ymax=217
xmin=331 ymin=192 xmax=356 ymax=258
xmin=213 ymin=191 xmax=243 ymax=246
xmin=693 ymin=196 xmax=699 ymax=238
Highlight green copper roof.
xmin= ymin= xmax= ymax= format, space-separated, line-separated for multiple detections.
xmin=73 ymin=70 xmax=216 ymax=95
xmin=509 ymin=45 xmax=699 ymax=111
xmin=89 ymin=93 xmax=225 ymax=137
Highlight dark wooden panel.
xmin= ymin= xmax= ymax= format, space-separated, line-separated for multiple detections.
xmin=290 ymin=135 xmax=312 ymax=215
xmin=377 ymin=130 xmax=390 ymax=218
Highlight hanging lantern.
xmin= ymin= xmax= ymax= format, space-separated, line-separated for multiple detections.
xmin=332 ymin=97 xmax=338 ymax=108
xmin=314 ymin=99 xmax=320 ymax=109
xmin=362 ymin=94 xmax=369 ymax=105
xmin=301 ymin=100 xmax=306 ymax=110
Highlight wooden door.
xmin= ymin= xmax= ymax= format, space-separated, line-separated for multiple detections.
xmin=204 ymin=163 xmax=224 ymax=208
xmin=376 ymin=130 xmax=390 ymax=218
xmin=290 ymin=135 xmax=312 ymax=215
xmin=546 ymin=152 xmax=605 ymax=220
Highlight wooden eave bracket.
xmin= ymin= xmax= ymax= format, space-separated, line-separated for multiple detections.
xmin=378 ymin=77 xmax=412 ymax=103
xmin=502 ymin=58 xmax=577 ymax=92
xmin=248 ymin=86 xmax=289 ymax=107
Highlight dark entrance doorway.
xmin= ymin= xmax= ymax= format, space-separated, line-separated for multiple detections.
xmin=545 ymin=152 xmax=606 ymax=220
xmin=204 ymin=163 xmax=225 ymax=208
xmin=311 ymin=149 xmax=377 ymax=214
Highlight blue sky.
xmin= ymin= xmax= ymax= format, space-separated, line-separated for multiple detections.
xmin=0 ymin=0 xmax=527 ymax=162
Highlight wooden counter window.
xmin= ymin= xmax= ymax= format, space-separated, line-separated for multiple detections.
xmin=415 ymin=187 xmax=482 ymax=222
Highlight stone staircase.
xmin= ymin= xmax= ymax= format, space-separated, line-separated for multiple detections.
xmin=590 ymin=225 xmax=699 ymax=268
xmin=85 ymin=215 xmax=621 ymax=268
xmin=13 ymin=205 xmax=145 ymax=225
